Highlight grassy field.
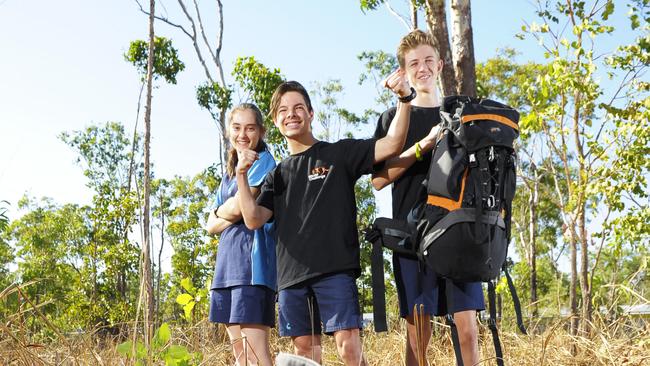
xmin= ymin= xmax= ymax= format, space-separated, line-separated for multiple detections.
xmin=1 ymin=315 xmax=648 ymax=365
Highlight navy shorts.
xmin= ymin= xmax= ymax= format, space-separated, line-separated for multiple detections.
xmin=278 ymin=272 xmax=362 ymax=337
xmin=393 ymin=254 xmax=485 ymax=317
xmin=209 ymin=285 xmax=276 ymax=327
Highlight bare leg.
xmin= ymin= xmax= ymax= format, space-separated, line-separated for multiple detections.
xmin=453 ymin=310 xmax=479 ymax=366
xmin=240 ymin=324 xmax=273 ymax=366
xmin=225 ymin=324 xmax=246 ymax=366
xmin=292 ymin=334 xmax=322 ymax=364
xmin=404 ymin=314 xmax=432 ymax=366
xmin=333 ymin=328 xmax=366 ymax=366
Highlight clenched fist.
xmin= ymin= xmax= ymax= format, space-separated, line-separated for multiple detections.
xmin=382 ymin=69 xmax=411 ymax=98
xmin=236 ymin=148 xmax=259 ymax=175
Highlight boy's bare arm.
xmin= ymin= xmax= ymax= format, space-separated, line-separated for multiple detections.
xmin=374 ymin=69 xmax=413 ymax=163
xmin=372 ymin=124 xmax=440 ymax=190
xmin=235 ymin=149 xmax=273 ymax=230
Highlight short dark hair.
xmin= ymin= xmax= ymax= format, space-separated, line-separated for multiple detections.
xmin=269 ymin=81 xmax=313 ymax=120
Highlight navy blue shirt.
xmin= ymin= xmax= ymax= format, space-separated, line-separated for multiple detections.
xmin=210 ymin=150 xmax=277 ymax=290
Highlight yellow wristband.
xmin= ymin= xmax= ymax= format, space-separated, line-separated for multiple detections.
xmin=415 ymin=142 xmax=423 ymax=161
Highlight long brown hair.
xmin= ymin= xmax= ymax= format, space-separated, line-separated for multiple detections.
xmin=226 ymin=103 xmax=267 ymax=178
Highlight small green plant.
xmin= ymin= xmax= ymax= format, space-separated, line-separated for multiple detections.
xmin=117 ymin=323 xmax=201 ymax=365
xmin=175 ymin=278 xmax=208 ymax=322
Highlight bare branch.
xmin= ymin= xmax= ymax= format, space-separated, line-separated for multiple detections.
xmin=133 ymin=0 xmax=191 ymax=38
xmin=176 ymin=0 xmax=215 ymax=84
xmin=384 ymin=1 xmax=412 ymax=31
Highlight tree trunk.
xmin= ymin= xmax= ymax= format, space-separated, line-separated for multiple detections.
xmin=156 ymin=194 xmax=165 ymax=327
xmin=423 ymin=0 xmax=456 ymax=97
xmin=579 ymin=208 xmax=591 ymax=334
xmin=142 ymin=0 xmax=156 ymax=351
xmin=569 ymin=226 xmax=579 ymax=337
xmin=529 ymin=165 xmax=539 ymax=317
xmin=450 ymin=0 xmax=476 ymax=96
xmin=410 ymin=0 xmax=418 ymax=30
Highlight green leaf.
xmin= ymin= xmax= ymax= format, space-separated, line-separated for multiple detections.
xmin=116 ymin=341 xmax=133 ymax=356
xmin=167 ymin=345 xmax=190 ymax=359
xmin=153 ymin=323 xmax=171 ymax=351
xmin=176 ymin=293 xmax=193 ymax=306
xmin=180 ymin=277 xmax=194 ymax=294
xmin=183 ymin=301 xmax=195 ymax=320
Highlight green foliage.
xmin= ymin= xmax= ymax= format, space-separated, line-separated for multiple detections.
xmin=232 ymin=56 xmax=286 ymax=157
xmin=357 ymin=50 xmax=398 ymax=110
xmin=196 ymin=81 xmax=233 ymax=120
xmin=175 ymin=277 xmax=208 ymax=322
xmin=117 ymin=323 xmax=202 ymax=365
xmin=58 ymin=122 xmax=142 ymax=328
xmin=125 ymin=37 xmax=185 ymax=84
xmin=312 ymin=79 xmax=367 ymax=142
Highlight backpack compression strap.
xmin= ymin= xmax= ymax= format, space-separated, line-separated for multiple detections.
xmin=445 ymin=279 xmax=465 ymax=366
xmin=504 ymin=263 xmax=528 ymax=334
xmin=487 ymin=281 xmax=505 ymax=366
xmin=364 ymin=218 xmax=415 ymax=332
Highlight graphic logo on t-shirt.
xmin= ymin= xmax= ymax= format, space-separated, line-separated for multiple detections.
xmin=308 ymin=166 xmax=330 ymax=181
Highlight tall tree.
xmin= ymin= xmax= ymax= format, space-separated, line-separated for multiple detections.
xmin=60 ymin=122 xmax=142 ymax=329
xmin=360 ymin=0 xmax=478 ymax=96
xmin=521 ymin=0 xmax=649 ymax=334
xmin=135 ymin=0 xmax=230 ymax=168
xmin=141 ymin=0 xmax=156 ymax=350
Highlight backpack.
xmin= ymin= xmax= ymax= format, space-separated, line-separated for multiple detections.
xmin=365 ymin=96 xmax=527 ymax=366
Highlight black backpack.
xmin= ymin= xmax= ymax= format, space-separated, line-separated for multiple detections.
xmin=365 ymin=96 xmax=527 ymax=366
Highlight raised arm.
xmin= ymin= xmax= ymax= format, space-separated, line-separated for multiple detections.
xmin=236 ymin=149 xmax=273 ymax=230
xmin=374 ymin=69 xmax=413 ymax=164
xmin=372 ymin=124 xmax=440 ymax=190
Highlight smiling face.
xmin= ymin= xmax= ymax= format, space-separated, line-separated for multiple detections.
xmin=228 ymin=109 xmax=263 ymax=151
xmin=403 ymin=44 xmax=443 ymax=94
xmin=273 ymin=91 xmax=314 ymax=139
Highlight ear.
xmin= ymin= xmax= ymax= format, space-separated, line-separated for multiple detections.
xmin=436 ymin=59 xmax=444 ymax=73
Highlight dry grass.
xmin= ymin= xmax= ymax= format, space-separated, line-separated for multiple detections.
xmin=1 ymin=315 xmax=648 ymax=366
xmin=2 ymin=282 xmax=648 ymax=365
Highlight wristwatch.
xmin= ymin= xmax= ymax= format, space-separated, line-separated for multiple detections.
xmin=398 ymin=87 xmax=417 ymax=103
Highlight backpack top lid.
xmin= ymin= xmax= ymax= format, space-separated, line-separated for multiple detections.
xmin=441 ymin=95 xmax=520 ymax=150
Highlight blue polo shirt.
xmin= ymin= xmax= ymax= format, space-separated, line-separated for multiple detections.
xmin=210 ymin=150 xmax=276 ymax=290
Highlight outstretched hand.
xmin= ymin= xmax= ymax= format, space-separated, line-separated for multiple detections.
xmin=236 ymin=148 xmax=259 ymax=175
xmin=382 ymin=69 xmax=411 ymax=98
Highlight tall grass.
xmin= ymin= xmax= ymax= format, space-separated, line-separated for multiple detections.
xmin=2 ymin=283 xmax=648 ymax=365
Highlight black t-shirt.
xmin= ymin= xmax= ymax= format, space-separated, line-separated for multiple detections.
xmin=257 ymin=139 xmax=376 ymax=290
xmin=374 ymin=106 xmax=440 ymax=219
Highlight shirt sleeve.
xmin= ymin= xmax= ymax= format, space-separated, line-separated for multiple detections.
xmin=338 ymin=138 xmax=377 ymax=179
xmin=256 ymin=165 xmax=276 ymax=214
xmin=372 ymin=108 xmax=396 ymax=172
xmin=247 ymin=150 xmax=276 ymax=187
xmin=207 ymin=175 xmax=227 ymax=212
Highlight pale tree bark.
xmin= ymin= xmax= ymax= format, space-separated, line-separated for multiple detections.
xmin=142 ymin=0 xmax=156 ymax=351
xmin=410 ymin=0 xmax=418 ymax=30
xmin=423 ymin=0 xmax=456 ymax=97
xmin=450 ymin=0 xmax=476 ymax=96
xmin=528 ymin=163 xmax=539 ymax=318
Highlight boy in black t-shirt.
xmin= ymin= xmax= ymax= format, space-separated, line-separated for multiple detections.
xmin=372 ymin=30 xmax=485 ymax=366
xmin=236 ymin=79 xmax=413 ymax=366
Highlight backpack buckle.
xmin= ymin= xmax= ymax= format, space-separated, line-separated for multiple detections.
xmin=469 ymin=153 xmax=477 ymax=167
xmin=489 ymin=146 xmax=496 ymax=162
xmin=487 ymin=195 xmax=496 ymax=208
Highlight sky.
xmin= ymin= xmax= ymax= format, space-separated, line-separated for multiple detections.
xmin=0 ymin=0 xmax=635 ymax=221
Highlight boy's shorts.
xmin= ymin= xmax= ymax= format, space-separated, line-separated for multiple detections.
xmin=209 ymin=285 xmax=276 ymax=327
xmin=393 ymin=254 xmax=485 ymax=317
xmin=278 ymin=272 xmax=362 ymax=337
